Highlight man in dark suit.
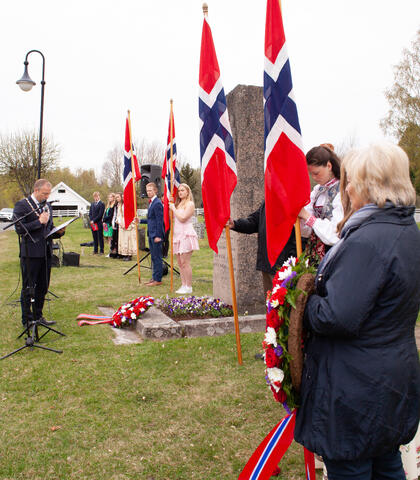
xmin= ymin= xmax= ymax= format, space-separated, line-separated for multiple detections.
xmin=89 ymin=191 xmax=105 ymax=254
xmin=140 ymin=182 xmax=164 ymax=286
xmin=228 ymin=200 xmax=298 ymax=296
xmin=13 ymin=179 xmax=65 ymax=327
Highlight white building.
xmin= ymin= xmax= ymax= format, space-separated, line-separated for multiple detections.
xmin=49 ymin=182 xmax=90 ymax=217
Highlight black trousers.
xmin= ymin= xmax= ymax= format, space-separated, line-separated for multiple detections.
xmin=91 ymin=226 xmax=104 ymax=253
xmin=110 ymin=227 xmax=119 ymax=254
xmin=20 ymin=256 xmax=51 ymax=325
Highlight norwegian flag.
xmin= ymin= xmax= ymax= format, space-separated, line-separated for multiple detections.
xmin=264 ymin=0 xmax=310 ymax=266
xmin=123 ymin=115 xmax=141 ymax=229
xmin=162 ymin=107 xmax=181 ymax=232
xmin=199 ymin=10 xmax=237 ymax=253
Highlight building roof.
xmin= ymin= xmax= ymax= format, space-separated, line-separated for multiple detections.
xmin=49 ymin=182 xmax=90 ymax=206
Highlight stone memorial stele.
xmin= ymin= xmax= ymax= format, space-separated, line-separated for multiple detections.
xmin=213 ymin=84 xmax=266 ymax=314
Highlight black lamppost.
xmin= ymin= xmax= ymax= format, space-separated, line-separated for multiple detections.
xmin=16 ymin=50 xmax=45 ymax=180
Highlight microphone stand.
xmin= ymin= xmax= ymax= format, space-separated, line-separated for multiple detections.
xmin=1 ymin=202 xmax=65 ymax=360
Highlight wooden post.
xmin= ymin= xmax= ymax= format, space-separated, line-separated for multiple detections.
xmin=295 ymin=218 xmax=302 ymax=257
xmin=127 ymin=110 xmax=141 ymax=284
xmin=225 ymin=225 xmax=243 ymax=365
xmin=169 ymin=99 xmax=174 ymax=292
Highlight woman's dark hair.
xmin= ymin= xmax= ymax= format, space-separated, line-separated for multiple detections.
xmin=306 ymin=146 xmax=341 ymax=179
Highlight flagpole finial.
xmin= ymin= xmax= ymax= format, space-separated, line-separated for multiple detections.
xmin=202 ymin=3 xmax=208 ymax=16
xmin=170 ymin=98 xmax=173 ymax=104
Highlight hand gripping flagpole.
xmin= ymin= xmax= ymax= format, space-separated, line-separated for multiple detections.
xmin=127 ymin=110 xmax=141 ymax=284
xmin=169 ymin=99 xmax=175 ymax=292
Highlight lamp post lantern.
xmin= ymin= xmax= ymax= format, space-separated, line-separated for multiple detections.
xmin=16 ymin=50 xmax=45 ymax=180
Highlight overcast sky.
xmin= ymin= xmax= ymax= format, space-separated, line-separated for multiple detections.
xmin=1 ymin=0 xmax=419 ymax=175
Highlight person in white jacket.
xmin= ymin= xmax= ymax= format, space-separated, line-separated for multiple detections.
xmin=298 ymin=144 xmax=343 ymax=265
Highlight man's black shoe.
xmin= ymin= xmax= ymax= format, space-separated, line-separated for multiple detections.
xmin=254 ymin=353 xmax=264 ymax=361
xmin=38 ymin=317 xmax=56 ymax=326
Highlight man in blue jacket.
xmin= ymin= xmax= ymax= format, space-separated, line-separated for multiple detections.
xmin=140 ymin=182 xmax=164 ymax=286
xmin=89 ymin=191 xmax=105 ymax=255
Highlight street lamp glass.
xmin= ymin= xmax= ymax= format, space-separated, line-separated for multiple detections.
xmin=16 ymin=64 xmax=36 ymax=92
xmin=17 ymin=80 xmax=35 ymax=92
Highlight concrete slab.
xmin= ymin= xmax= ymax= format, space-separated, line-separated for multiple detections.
xmin=178 ymin=314 xmax=266 ymax=338
xmin=97 ymin=305 xmax=266 ymax=342
xmin=135 ymin=306 xmax=183 ymax=340
xmin=97 ymin=306 xmax=143 ymax=345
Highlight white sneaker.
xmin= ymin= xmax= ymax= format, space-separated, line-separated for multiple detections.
xmin=176 ymin=286 xmax=187 ymax=294
xmin=185 ymin=286 xmax=193 ymax=294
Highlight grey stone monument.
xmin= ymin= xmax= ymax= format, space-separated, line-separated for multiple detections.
xmin=213 ymin=84 xmax=266 ymax=314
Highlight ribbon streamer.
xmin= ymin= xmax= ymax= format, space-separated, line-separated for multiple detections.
xmin=76 ymin=314 xmax=112 ymax=326
xmin=238 ymin=410 xmax=315 ymax=480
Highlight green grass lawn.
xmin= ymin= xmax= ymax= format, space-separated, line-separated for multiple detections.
xmin=0 ymin=219 xmax=309 ymax=480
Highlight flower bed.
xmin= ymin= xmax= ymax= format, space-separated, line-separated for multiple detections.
xmin=156 ymin=295 xmax=233 ymax=321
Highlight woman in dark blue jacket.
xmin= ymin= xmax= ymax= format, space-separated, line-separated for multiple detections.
xmin=294 ymin=143 xmax=420 ymax=479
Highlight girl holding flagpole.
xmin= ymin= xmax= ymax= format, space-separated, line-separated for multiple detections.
xmin=169 ymin=184 xmax=199 ymax=294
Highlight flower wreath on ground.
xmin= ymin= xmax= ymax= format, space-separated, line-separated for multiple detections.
xmin=112 ymin=296 xmax=154 ymax=328
xmin=263 ymin=255 xmax=315 ymax=411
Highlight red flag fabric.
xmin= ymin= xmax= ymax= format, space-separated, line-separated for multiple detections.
xmin=264 ymin=0 xmax=310 ymax=266
xmin=123 ymin=115 xmax=141 ymax=229
xmin=199 ymin=12 xmax=237 ymax=253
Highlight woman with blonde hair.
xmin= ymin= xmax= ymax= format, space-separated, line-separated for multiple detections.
xmin=169 ymin=183 xmax=199 ymax=294
xmin=294 ymin=143 xmax=420 ymax=479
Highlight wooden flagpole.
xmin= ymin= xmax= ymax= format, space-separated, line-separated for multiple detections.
xmin=295 ymin=218 xmax=303 ymax=257
xmin=225 ymin=225 xmax=243 ymax=365
xmin=127 ymin=110 xmax=141 ymax=284
xmin=202 ymin=2 xmax=242 ymax=365
xmin=169 ymin=99 xmax=174 ymax=292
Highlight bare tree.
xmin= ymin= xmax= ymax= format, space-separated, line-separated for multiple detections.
xmin=334 ymin=134 xmax=359 ymax=159
xmin=101 ymin=145 xmax=124 ymax=190
xmin=0 ymin=130 xmax=59 ymax=196
xmin=132 ymin=138 xmax=164 ymax=165
xmin=143 ymin=140 xmax=165 ymax=167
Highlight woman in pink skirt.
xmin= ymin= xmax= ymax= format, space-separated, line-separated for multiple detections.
xmin=169 ymin=183 xmax=199 ymax=294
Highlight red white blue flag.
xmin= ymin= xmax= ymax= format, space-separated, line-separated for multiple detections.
xmin=162 ymin=107 xmax=181 ymax=232
xmin=264 ymin=0 xmax=310 ymax=266
xmin=123 ymin=115 xmax=141 ymax=229
xmin=199 ymin=10 xmax=237 ymax=253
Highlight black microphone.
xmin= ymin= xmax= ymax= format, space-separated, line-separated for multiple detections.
xmin=39 ymin=199 xmax=58 ymax=209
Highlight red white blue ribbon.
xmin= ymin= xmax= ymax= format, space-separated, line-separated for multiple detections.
xmin=76 ymin=314 xmax=112 ymax=326
xmin=238 ymin=411 xmax=296 ymax=479
xmin=239 ymin=410 xmax=315 ymax=480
